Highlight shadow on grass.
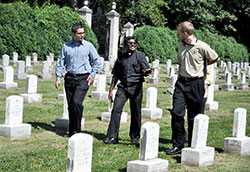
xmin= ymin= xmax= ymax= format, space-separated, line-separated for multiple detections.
xmin=118 ymin=168 xmax=126 ymax=172
xmin=84 ymin=130 xmax=106 ymax=141
xmin=29 ymin=122 xmax=55 ymax=132
xmin=215 ymin=147 xmax=224 ymax=153
xmin=159 ymin=137 xmax=172 ymax=152
xmin=172 ymin=155 xmax=181 ymax=163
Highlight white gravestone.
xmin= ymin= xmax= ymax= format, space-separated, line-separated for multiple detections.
xmin=55 ymin=92 xmax=85 ymax=134
xmin=166 ymin=75 xmax=177 ymax=95
xmin=141 ymin=87 xmax=163 ymax=120
xmin=148 ymin=60 xmax=160 ymax=84
xmin=37 ymin=61 xmax=52 ymax=79
xmin=221 ymin=72 xmax=234 ymax=91
xmin=0 ymin=54 xmax=10 ymax=71
xmin=181 ymin=114 xmax=214 ymax=167
xmin=20 ymin=75 xmax=42 ymax=103
xmin=224 ymin=108 xmax=250 ymax=156
xmin=165 ymin=66 xmax=175 ymax=83
xmin=101 ymin=90 xmax=127 ymax=123
xmin=237 ymin=72 xmax=248 ymax=90
xmin=103 ymin=61 xmax=111 ymax=77
xmin=0 ymin=96 xmax=31 ymax=139
xmin=14 ymin=61 xmax=27 ymax=80
xmin=205 ymin=84 xmax=219 ymax=110
xmin=0 ymin=66 xmax=18 ymax=90
xmin=11 ymin=52 xmax=18 ymax=66
xmin=91 ymin=74 xmax=108 ymax=100
xmin=99 ymin=57 xmax=104 ymax=73
xmin=233 ymin=66 xmax=241 ymax=79
xmin=163 ymin=59 xmax=171 ymax=74
xmin=127 ymin=122 xmax=168 ymax=172
xmin=25 ymin=56 xmax=34 ymax=72
xmin=78 ymin=1 xmax=93 ymax=28
xmin=32 ymin=53 xmax=39 ymax=65
xmin=67 ymin=133 xmax=93 ymax=172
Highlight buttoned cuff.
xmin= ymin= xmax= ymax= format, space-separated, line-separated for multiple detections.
xmin=90 ymin=72 xmax=96 ymax=79
xmin=56 ymin=77 xmax=61 ymax=82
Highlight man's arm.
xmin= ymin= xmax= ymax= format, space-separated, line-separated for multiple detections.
xmin=109 ymin=76 xmax=119 ymax=102
xmin=55 ymin=45 xmax=66 ymax=89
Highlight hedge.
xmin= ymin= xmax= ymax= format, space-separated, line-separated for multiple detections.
xmin=0 ymin=2 xmax=98 ymax=61
xmin=134 ymin=26 xmax=249 ymax=63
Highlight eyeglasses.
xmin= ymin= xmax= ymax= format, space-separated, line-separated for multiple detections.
xmin=127 ymin=42 xmax=136 ymax=45
xmin=76 ymin=32 xmax=85 ymax=35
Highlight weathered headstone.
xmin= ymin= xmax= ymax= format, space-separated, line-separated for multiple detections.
xmin=165 ymin=66 xmax=175 ymax=83
xmin=103 ymin=61 xmax=111 ymax=77
xmin=181 ymin=114 xmax=214 ymax=167
xmin=20 ymin=75 xmax=42 ymax=103
xmin=14 ymin=61 xmax=28 ymax=80
xmin=32 ymin=53 xmax=39 ymax=65
xmin=0 ymin=66 xmax=18 ymax=90
xmin=127 ymin=122 xmax=168 ymax=172
xmin=221 ymin=72 xmax=234 ymax=91
xmin=78 ymin=0 xmax=93 ymax=28
xmin=148 ymin=60 xmax=161 ymax=84
xmin=0 ymin=96 xmax=31 ymax=139
xmin=166 ymin=75 xmax=177 ymax=95
xmin=37 ymin=61 xmax=52 ymax=79
xmin=205 ymin=84 xmax=219 ymax=110
xmin=233 ymin=66 xmax=241 ymax=80
xmin=141 ymin=87 xmax=162 ymax=120
xmin=11 ymin=52 xmax=18 ymax=66
xmin=0 ymin=54 xmax=10 ymax=71
xmin=25 ymin=56 xmax=34 ymax=72
xmin=237 ymin=72 xmax=248 ymax=90
xmin=123 ymin=22 xmax=134 ymax=37
xmin=67 ymin=133 xmax=93 ymax=172
xmin=91 ymin=74 xmax=108 ymax=100
xmin=101 ymin=90 xmax=127 ymax=122
xmin=224 ymin=108 xmax=250 ymax=156
xmin=163 ymin=59 xmax=171 ymax=74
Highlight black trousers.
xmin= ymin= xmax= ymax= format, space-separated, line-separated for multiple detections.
xmin=107 ymin=84 xmax=143 ymax=139
xmin=171 ymin=77 xmax=204 ymax=148
xmin=64 ymin=73 xmax=89 ymax=134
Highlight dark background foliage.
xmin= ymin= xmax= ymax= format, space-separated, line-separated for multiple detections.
xmin=0 ymin=2 xmax=98 ymax=60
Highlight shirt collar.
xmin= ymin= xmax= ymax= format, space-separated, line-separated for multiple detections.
xmin=182 ymin=37 xmax=198 ymax=47
xmin=70 ymin=39 xmax=84 ymax=45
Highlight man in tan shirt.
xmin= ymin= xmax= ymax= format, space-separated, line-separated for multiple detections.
xmin=166 ymin=21 xmax=219 ymax=155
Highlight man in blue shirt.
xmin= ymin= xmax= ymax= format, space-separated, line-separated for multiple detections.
xmin=55 ymin=23 xmax=101 ymax=137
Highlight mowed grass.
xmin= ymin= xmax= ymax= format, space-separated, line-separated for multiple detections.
xmin=0 ymin=63 xmax=250 ymax=172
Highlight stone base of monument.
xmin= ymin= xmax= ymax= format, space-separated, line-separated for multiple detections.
xmin=0 ymin=82 xmax=18 ymax=90
xmin=166 ymin=88 xmax=174 ymax=95
xmin=31 ymin=61 xmax=40 ymax=65
xmin=14 ymin=73 xmax=27 ymax=80
xmin=55 ymin=118 xmax=85 ymax=134
xmin=205 ymin=101 xmax=219 ymax=111
xmin=237 ymin=83 xmax=249 ymax=90
xmin=224 ymin=136 xmax=250 ymax=156
xmin=221 ymin=84 xmax=234 ymax=91
xmin=181 ymin=147 xmax=214 ymax=167
xmin=37 ymin=72 xmax=52 ymax=79
xmin=141 ymin=108 xmax=162 ymax=120
xmin=127 ymin=158 xmax=168 ymax=172
xmin=91 ymin=91 xmax=108 ymax=100
xmin=233 ymin=75 xmax=240 ymax=80
xmin=0 ymin=123 xmax=31 ymax=139
xmin=57 ymin=94 xmax=65 ymax=100
xmin=101 ymin=112 xmax=127 ymax=123
xmin=25 ymin=66 xmax=34 ymax=72
xmin=148 ymin=78 xmax=160 ymax=84
xmin=165 ymin=76 xmax=171 ymax=83
xmin=214 ymin=84 xmax=219 ymax=92
xmin=20 ymin=93 xmax=42 ymax=103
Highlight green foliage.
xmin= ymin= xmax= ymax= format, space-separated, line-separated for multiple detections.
xmin=0 ymin=2 xmax=98 ymax=60
xmin=134 ymin=26 xmax=178 ymax=63
xmin=134 ymin=26 xmax=249 ymax=63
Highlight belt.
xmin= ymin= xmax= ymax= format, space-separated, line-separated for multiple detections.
xmin=179 ymin=75 xmax=202 ymax=81
xmin=66 ymin=73 xmax=89 ymax=77
xmin=122 ymin=82 xmax=138 ymax=87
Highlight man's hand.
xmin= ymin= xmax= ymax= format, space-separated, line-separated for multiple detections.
xmin=108 ymin=90 xmax=113 ymax=102
xmin=55 ymin=81 xmax=61 ymax=89
xmin=87 ymin=75 xmax=94 ymax=86
xmin=142 ymin=67 xmax=153 ymax=76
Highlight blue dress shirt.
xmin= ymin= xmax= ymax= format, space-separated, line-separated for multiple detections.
xmin=56 ymin=39 xmax=101 ymax=82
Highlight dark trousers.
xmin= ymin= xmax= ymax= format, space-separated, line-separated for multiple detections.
xmin=171 ymin=77 xmax=204 ymax=148
xmin=64 ymin=73 xmax=89 ymax=134
xmin=107 ymin=85 xmax=143 ymax=139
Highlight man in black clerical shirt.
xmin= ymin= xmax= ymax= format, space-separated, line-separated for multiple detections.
xmin=104 ymin=36 xmax=152 ymax=144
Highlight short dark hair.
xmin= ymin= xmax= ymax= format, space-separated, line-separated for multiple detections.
xmin=178 ymin=21 xmax=194 ymax=35
xmin=72 ymin=23 xmax=84 ymax=33
xmin=124 ymin=36 xmax=136 ymax=44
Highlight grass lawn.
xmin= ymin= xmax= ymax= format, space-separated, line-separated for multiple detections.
xmin=0 ymin=63 xmax=250 ymax=172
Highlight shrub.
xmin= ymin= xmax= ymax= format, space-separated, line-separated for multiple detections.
xmin=0 ymin=2 xmax=98 ymax=61
xmin=134 ymin=25 xmax=249 ymax=63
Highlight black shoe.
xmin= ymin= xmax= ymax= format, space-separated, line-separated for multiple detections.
xmin=131 ymin=136 xmax=140 ymax=144
xmin=166 ymin=147 xmax=183 ymax=155
xmin=104 ymin=137 xmax=118 ymax=144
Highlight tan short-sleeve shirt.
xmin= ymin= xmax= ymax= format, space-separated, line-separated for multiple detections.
xmin=178 ymin=38 xmax=218 ymax=78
